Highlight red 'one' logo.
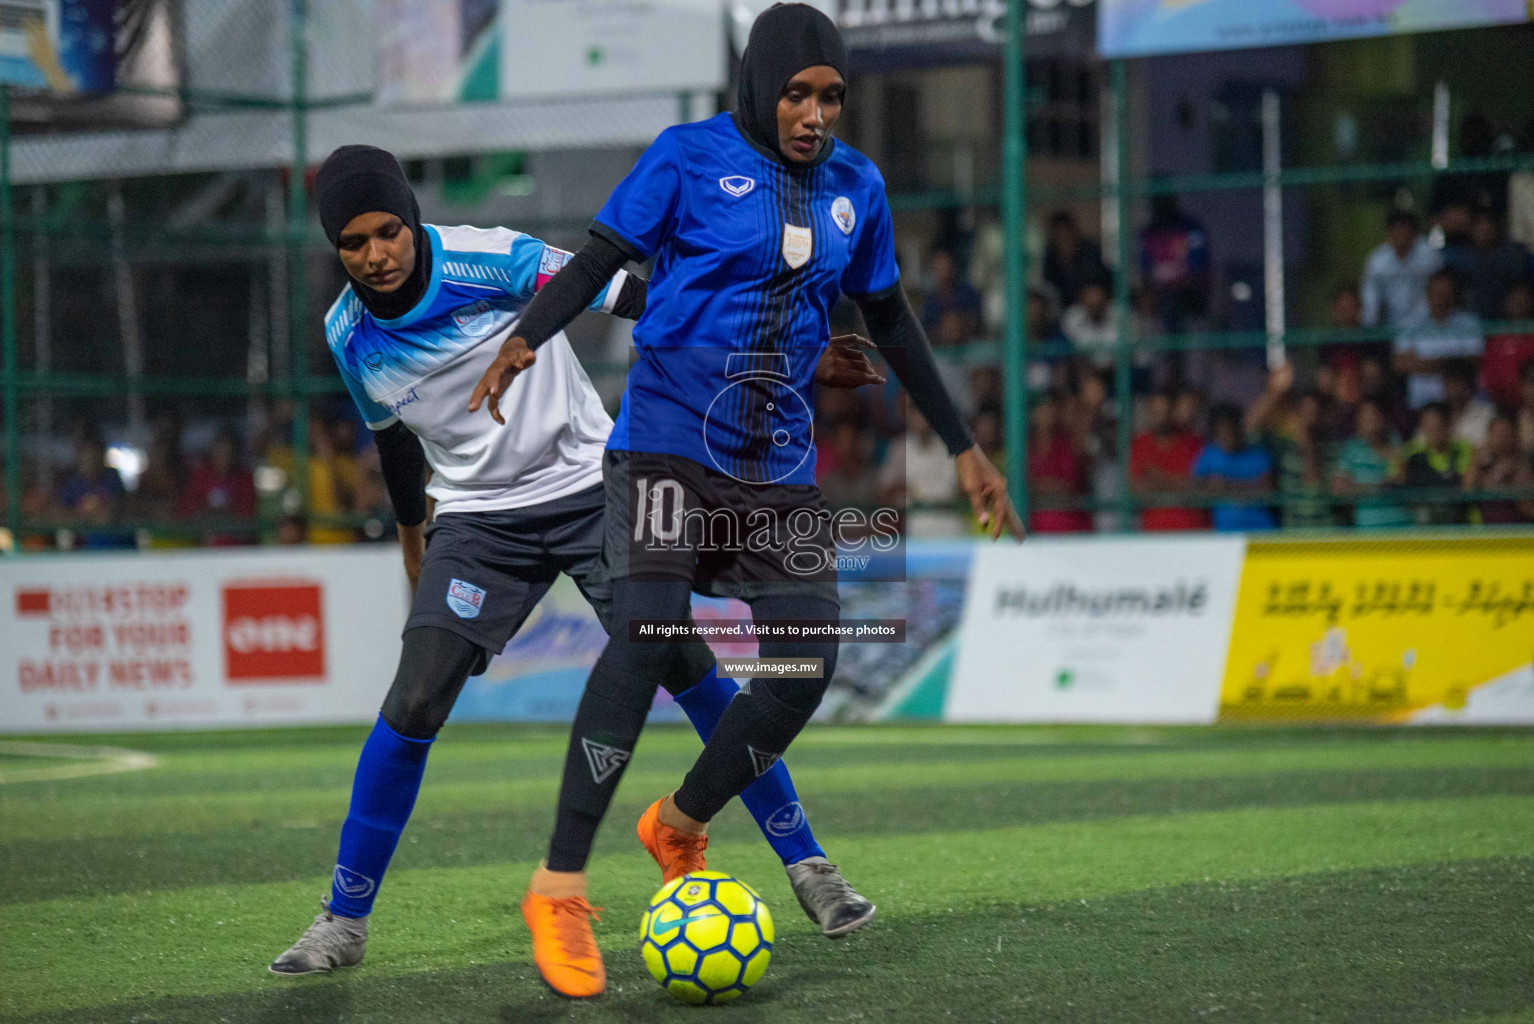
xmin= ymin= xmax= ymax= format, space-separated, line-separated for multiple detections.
xmin=223 ymin=582 xmax=325 ymax=683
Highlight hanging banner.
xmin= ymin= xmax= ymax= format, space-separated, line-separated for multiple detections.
xmin=1219 ymin=537 xmax=1534 ymax=724
xmin=3 ymin=0 xmax=182 ymax=130
xmin=499 ymin=0 xmax=725 ymax=102
xmin=947 ymin=536 xmax=1246 ymax=723
xmin=836 ymin=0 xmax=1098 ymax=65
xmin=1098 ymin=0 xmax=1530 ymax=58
xmin=376 ymin=0 xmax=502 ymax=105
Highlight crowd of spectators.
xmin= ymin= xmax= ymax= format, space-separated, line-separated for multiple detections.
xmin=11 ymin=129 xmax=1534 ymax=548
xmin=813 ymin=168 xmax=1534 ymax=535
xmin=8 ymin=402 xmax=394 ymax=551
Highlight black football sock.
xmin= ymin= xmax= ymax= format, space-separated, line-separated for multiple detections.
xmin=546 ymin=673 xmax=655 ymax=872
xmin=545 ymin=578 xmax=693 ymax=872
xmin=671 ymin=594 xmax=838 ymax=823
xmin=671 ymin=678 xmax=816 ymax=823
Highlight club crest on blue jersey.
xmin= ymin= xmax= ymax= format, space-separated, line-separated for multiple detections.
xmin=832 ymin=196 xmax=856 ymax=235
xmin=782 ymin=224 xmax=813 ymax=269
xmin=451 ymin=299 xmax=496 ymax=337
xmin=333 ymin=865 xmax=376 ymax=899
xmin=446 ymin=578 xmax=487 ymax=619
xmin=364 ymin=351 xmax=384 ymax=371
xmin=719 ymin=175 xmax=755 ymax=197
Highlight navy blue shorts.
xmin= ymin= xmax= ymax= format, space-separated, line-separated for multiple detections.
xmin=405 ymin=484 xmax=614 ymax=654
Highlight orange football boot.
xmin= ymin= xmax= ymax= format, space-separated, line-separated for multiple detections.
xmin=637 ymin=796 xmax=709 ymax=883
xmin=521 ymin=891 xmax=605 ymax=998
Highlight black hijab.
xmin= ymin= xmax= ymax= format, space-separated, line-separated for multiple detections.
xmin=735 ymin=3 xmax=846 ymax=168
xmin=314 ymin=145 xmax=432 ymax=320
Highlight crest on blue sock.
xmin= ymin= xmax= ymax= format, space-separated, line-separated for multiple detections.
xmin=765 ymin=801 xmax=805 ymax=836
xmin=333 ymin=865 xmax=376 ymax=900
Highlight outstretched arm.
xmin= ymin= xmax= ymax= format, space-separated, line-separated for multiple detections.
xmin=470 ymin=233 xmax=636 ymax=424
xmin=853 ymin=286 xmax=1024 ymax=540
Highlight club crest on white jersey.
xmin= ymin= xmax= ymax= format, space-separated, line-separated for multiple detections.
xmin=831 ymin=196 xmax=856 ymax=235
xmin=451 ymin=299 xmax=497 ymax=337
xmin=782 ymin=224 xmax=813 ymax=269
xmin=719 ymin=175 xmax=755 ymax=197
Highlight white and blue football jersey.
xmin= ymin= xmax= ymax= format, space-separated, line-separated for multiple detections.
xmin=324 ymin=224 xmax=629 ymax=514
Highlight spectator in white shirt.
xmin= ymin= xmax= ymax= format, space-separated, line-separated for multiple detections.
xmin=1393 ymin=269 xmax=1485 ymax=408
xmin=1442 ymin=358 xmax=1495 ymax=447
xmin=1363 ymin=210 xmax=1444 ymax=328
xmin=1061 ymin=277 xmax=1118 ymax=368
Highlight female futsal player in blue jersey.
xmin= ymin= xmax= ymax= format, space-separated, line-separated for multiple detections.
xmin=470 ymin=3 xmax=1023 ymax=996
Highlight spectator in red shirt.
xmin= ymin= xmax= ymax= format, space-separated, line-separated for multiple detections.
xmin=1130 ymin=390 xmax=1209 ymax=531
xmin=178 ymin=428 xmax=257 ymax=543
xmin=1027 ymin=392 xmax=1093 ymax=534
xmin=1484 ymin=281 xmax=1534 ymax=409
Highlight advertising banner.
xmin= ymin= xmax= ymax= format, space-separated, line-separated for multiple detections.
xmin=947 ymin=536 xmax=1246 ymax=723
xmin=1098 ymin=0 xmax=1529 ymax=58
xmin=498 ymin=0 xmax=725 ymax=103
xmin=4 ymin=0 xmax=182 ymax=130
xmin=2 ymin=548 xmax=408 ymax=733
xmin=0 ymin=0 xmax=114 ymax=93
xmin=836 ymin=0 xmax=1098 ymax=66
xmin=1219 ymin=536 xmax=1534 ymax=725
xmin=378 ymin=0 xmax=725 ymax=107
xmin=376 ymin=0 xmax=501 ymax=106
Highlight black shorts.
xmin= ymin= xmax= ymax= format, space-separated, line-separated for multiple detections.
xmin=405 ymin=484 xmax=615 ymax=653
xmin=600 ymin=449 xmax=839 ymax=607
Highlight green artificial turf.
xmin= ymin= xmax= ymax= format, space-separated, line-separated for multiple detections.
xmin=3 ymin=725 xmax=1532 ymax=1023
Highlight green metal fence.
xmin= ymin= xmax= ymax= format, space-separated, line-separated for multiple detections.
xmin=987 ymin=15 xmax=1534 ymax=531
xmin=2 ymin=1 xmax=1533 ymax=550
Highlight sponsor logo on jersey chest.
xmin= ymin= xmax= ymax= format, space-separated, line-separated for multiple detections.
xmin=719 ymin=175 xmax=756 ymax=197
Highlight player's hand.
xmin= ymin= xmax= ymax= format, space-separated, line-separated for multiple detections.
xmin=469 ymin=335 xmax=536 ymax=425
xmin=815 ymin=334 xmax=886 ymax=389
xmin=956 ymin=445 xmax=1025 ymax=542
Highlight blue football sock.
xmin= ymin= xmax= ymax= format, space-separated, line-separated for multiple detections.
xmin=329 ymin=715 xmax=433 ymax=918
xmin=673 ymin=666 xmax=825 ymax=866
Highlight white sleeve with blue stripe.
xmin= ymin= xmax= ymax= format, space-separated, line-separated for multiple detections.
xmin=323 ymin=290 xmax=399 ymax=430
xmin=435 ymin=225 xmax=627 ymax=313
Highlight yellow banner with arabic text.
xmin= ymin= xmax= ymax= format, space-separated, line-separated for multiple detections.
xmin=1219 ymin=536 xmax=1534 ymax=723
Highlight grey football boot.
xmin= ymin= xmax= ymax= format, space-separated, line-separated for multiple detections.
xmin=269 ymin=898 xmax=369 ymax=975
xmin=786 ymin=857 xmax=877 ymax=938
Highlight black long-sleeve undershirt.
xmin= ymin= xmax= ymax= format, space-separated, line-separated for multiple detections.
xmin=374 ymin=420 xmax=428 ymax=528
xmin=515 ymin=233 xmax=975 ymax=457
xmin=514 ymin=233 xmax=636 ymax=351
xmin=853 ymin=286 xmax=975 ymax=456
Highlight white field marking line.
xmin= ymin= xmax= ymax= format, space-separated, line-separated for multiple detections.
xmin=0 ymin=741 xmax=160 ymax=784
xmin=792 ymin=727 xmax=1175 ymax=747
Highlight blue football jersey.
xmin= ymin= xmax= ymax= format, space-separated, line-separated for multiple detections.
xmin=324 ymin=224 xmax=627 ymax=514
xmin=595 ymin=113 xmax=900 ymax=486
